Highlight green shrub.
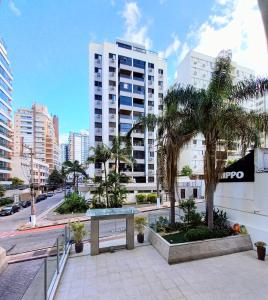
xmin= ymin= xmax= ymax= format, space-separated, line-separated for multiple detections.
xmin=184 ymin=226 xmax=230 ymax=242
xmin=147 ymin=193 xmax=157 ymax=203
xmin=136 ymin=193 xmax=146 ymax=203
xmin=179 ymin=199 xmax=203 ymax=228
xmin=0 ymin=197 xmax=13 ymax=206
xmin=90 ymin=197 xmax=106 ymax=209
xmin=56 ymin=193 xmax=89 ymax=214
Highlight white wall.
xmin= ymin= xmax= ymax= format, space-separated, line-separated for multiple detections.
xmin=215 ymin=173 xmax=268 ymax=246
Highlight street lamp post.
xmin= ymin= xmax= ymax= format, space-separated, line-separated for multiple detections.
xmin=23 ymin=144 xmax=36 ymax=227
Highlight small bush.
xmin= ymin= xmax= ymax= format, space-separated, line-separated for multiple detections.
xmin=90 ymin=197 xmax=106 ymax=209
xmin=136 ymin=193 xmax=146 ymax=203
xmin=0 ymin=197 xmax=13 ymax=206
xmin=147 ymin=193 xmax=157 ymax=203
xmin=56 ymin=193 xmax=89 ymax=214
xmin=179 ymin=199 xmax=203 ymax=228
xmin=184 ymin=226 xmax=230 ymax=242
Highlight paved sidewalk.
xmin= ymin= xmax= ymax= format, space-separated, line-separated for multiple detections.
xmin=55 ymin=245 xmax=268 ymax=300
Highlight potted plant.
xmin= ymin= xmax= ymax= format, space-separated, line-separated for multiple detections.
xmin=254 ymin=241 xmax=266 ymax=261
xmin=70 ymin=222 xmax=86 ymax=253
xmin=134 ymin=216 xmax=147 ymax=243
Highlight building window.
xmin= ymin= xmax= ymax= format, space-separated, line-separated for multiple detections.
xmin=148 ymin=177 xmax=154 ymax=183
xmin=193 ymin=188 xmax=198 ymax=198
xmin=119 ymin=82 xmax=132 ymax=92
xmin=109 ymin=53 xmax=116 ymax=60
xmin=117 ymin=42 xmax=132 ymax=50
xmin=94 ymin=81 xmax=102 ymax=87
xmin=133 ymin=85 xmax=145 ymax=95
xmin=133 ymin=164 xmax=145 ymax=172
xmin=119 ymin=55 xmax=132 ymax=66
xmin=95 ymin=54 xmax=102 ymax=60
xmin=120 ymin=123 xmax=132 ymax=132
xmin=95 ymin=162 xmax=102 ymax=169
xmin=148 ymin=164 xmax=154 ymax=170
xmin=181 ymin=189 xmax=185 ymax=199
xmin=95 ymin=136 xmax=102 ymax=142
xmin=109 ymin=108 xmax=116 ymax=114
xmin=148 ymin=101 xmax=154 ymax=107
xmin=119 ymin=96 xmax=132 ymax=106
xmin=193 ymin=139 xmax=197 ymax=145
xmin=95 ymin=108 xmax=102 ymax=114
xmin=133 ymin=59 xmax=145 ymax=69
xmin=148 ymin=63 xmax=154 ymax=69
xmin=202 ymin=140 xmax=205 ymax=145
xmin=149 ymin=152 xmax=154 ymax=157
xmin=133 ymin=150 xmax=145 ymax=159
xmin=158 ymin=69 xmax=163 ymax=75
xmin=95 ymin=122 xmax=102 ymax=128
xmin=109 ymin=94 xmax=116 ymax=101
xmin=95 ymin=95 xmax=102 ymax=100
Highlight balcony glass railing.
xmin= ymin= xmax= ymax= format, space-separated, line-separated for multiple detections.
xmin=133 ymin=76 xmax=144 ymax=82
xmin=120 ymin=114 xmax=132 ymax=120
xmin=120 ymin=74 xmax=132 ymax=80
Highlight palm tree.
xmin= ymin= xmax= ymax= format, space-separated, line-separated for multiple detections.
xmin=87 ymin=144 xmax=111 ymax=207
xmin=110 ymin=136 xmax=134 ymax=174
xmin=63 ymin=160 xmax=87 ymax=193
xmin=170 ymin=53 xmax=268 ymax=229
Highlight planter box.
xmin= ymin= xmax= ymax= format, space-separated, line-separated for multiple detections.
xmin=147 ymin=227 xmax=253 ymax=264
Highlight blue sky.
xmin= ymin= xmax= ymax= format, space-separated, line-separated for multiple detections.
xmin=0 ymin=0 xmax=267 ymax=143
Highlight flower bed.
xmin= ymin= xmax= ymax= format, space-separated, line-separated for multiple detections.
xmin=147 ymin=227 xmax=253 ymax=264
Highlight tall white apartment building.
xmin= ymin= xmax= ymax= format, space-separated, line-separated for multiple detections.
xmin=0 ymin=39 xmax=13 ymax=185
xmin=14 ymin=104 xmax=60 ymax=172
xmin=68 ymin=131 xmax=89 ymax=164
xmin=176 ymin=50 xmax=255 ymax=176
xmin=89 ymin=40 xmax=167 ymax=189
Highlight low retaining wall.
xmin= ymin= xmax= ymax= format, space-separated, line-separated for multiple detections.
xmin=147 ymin=227 xmax=253 ymax=264
xmin=0 ymin=247 xmax=7 ymax=274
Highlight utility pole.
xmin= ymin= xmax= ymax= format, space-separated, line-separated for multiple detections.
xmin=23 ymin=144 xmax=36 ymax=227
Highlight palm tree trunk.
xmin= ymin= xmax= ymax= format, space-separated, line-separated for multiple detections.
xmin=205 ymin=137 xmax=216 ymax=229
xmin=73 ymin=171 xmax=76 ymax=192
xmin=64 ymin=178 xmax=66 ymax=198
xmin=170 ymin=188 xmax=176 ymax=226
xmin=103 ymin=162 xmax=109 ymax=207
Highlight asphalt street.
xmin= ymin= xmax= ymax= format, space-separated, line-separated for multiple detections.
xmin=0 ymin=192 xmax=64 ymax=233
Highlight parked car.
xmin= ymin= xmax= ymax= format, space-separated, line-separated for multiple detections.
xmin=19 ymin=200 xmax=31 ymax=208
xmin=47 ymin=192 xmax=54 ymax=197
xmin=0 ymin=204 xmax=20 ymax=216
xmin=36 ymin=194 xmax=47 ymax=203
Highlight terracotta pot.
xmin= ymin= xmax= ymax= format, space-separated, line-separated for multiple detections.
xmin=137 ymin=233 xmax=144 ymax=243
xmin=257 ymin=246 xmax=266 ymax=261
xmin=75 ymin=242 xmax=84 ymax=253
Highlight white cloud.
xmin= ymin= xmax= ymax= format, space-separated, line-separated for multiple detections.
xmin=191 ymin=0 xmax=268 ymax=76
xmin=121 ymin=2 xmax=152 ymax=49
xmin=9 ymin=0 xmax=21 ymax=16
xmin=159 ymin=33 xmax=181 ymax=59
xmin=178 ymin=42 xmax=190 ymax=63
xmin=59 ymin=133 xmax=69 ymax=144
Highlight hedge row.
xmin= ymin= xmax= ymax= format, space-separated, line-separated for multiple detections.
xmin=136 ymin=193 xmax=157 ymax=204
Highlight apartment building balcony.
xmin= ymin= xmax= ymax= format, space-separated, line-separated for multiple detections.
xmin=132 ymin=66 xmax=145 ymax=74
xmin=109 ymin=58 xmax=116 ymax=66
xmin=94 ymin=58 xmax=102 ymax=67
xmin=148 ymin=131 xmax=154 ymax=138
xmin=109 ymin=99 xmax=116 ymax=107
xmin=109 ymin=86 xmax=116 ymax=93
xmin=133 ymin=145 xmax=144 ymax=151
xmin=148 ymin=80 xmax=154 ymax=88
xmin=95 ymin=114 xmax=102 ymax=122
xmin=119 ymin=63 xmax=132 ymax=72
xmin=134 ymin=158 xmax=145 ymax=164
xmin=132 ymin=91 xmax=145 ymax=100
xmin=125 ymin=171 xmax=145 ymax=177
xmin=0 ymin=167 xmax=12 ymax=173
xmin=95 ymin=86 xmax=102 ymax=94
xmin=94 ymin=73 xmax=102 ymax=81
xmin=95 ymin=100 xmax=102 ymax=108
xmin=109 ymin=113 xmax=116 ymax=121
xmin=132 ymin=104 xmax=144 ymax=113
xmin=132 ymin=130 xmax=144 ymax=138
xmin=120 ymin=114 xmax=132 ymax=124
xmin=148 ymin=170 xmax=155 ymax=176
xmin=95 ymin=128 xmax=102 ymax=136
xmin=148 ymin=106 xmax=154 ymax=113
xmin=109 ymin=127 xmax=116 ymax=135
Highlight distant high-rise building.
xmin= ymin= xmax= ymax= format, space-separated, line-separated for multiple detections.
xmin=14 ymin=104 xmax=60 ymax=172
xmin=68 ymin=131 xmax=89 ymax=164
xmin=175 ymin=50 xmax=256 ymax=176
xmin=0 ymin=39 xmax=13 ymax=185
xmin=88 ymin=39 xmax=167 ymax=190
xmin=60 ymin=143 xmax=69 ymax=164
